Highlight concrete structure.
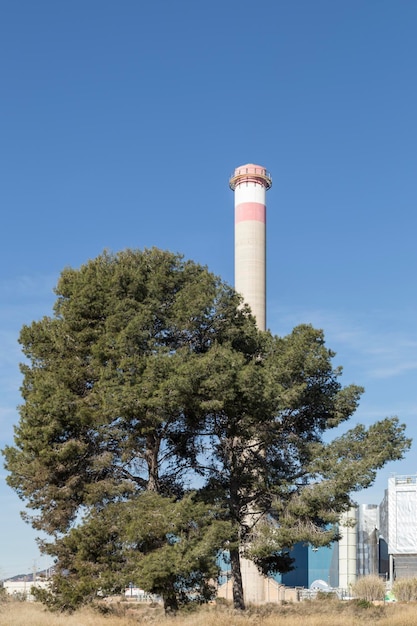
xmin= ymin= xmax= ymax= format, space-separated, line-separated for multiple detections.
xmin=217 ymin=576 xmax=298 ymax=604
xmin=338 ymin=509 xmax=358 ymax=589
xmin=228 ymin=163 xmax=272 ymax=604
xmin=229 ymin=163 xmax=344 ymax=600
xmin=230 ymin=164 xmax=272 ymax=331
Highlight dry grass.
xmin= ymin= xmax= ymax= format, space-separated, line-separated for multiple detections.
xmin=2 ymin=598 xmax=417 ymax=626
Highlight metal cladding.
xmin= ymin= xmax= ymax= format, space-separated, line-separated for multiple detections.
xmin=230 ymin=164 xmax=272 ymax=331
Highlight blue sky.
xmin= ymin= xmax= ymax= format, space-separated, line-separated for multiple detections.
xmin=1 ymin=1 xmax=416 ymax=578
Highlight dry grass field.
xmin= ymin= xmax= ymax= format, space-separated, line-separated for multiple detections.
xmin=3 ymin=599 xmax=417 ymax=626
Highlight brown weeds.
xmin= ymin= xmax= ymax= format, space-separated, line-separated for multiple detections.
xmin=2 ymin=598 xmax=417 ymax=626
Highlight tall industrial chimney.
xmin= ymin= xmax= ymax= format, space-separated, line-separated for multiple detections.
xmin=229 ymin=164 xmax=272 ymax=603
xmin=229 ymin=164 xmax=272 ymax=331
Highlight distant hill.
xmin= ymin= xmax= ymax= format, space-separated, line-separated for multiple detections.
xmin=3 ymin=568 xmax=54 ymax=582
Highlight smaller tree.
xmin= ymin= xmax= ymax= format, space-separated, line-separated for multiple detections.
xmin=37 ymin=491 xmax=231 ymax=613
xmin=124 ymin=492 xmax=231 ymax=612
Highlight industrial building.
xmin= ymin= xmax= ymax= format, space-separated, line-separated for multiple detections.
xmin=338 ymin=476 xmax=417 ymax=585
xmin=380 ymin=475 xmax=417 ymax=580
xmin=2 ymin=578 xmax=50 ymax=601
xmin=218 ymin=476 xmax=417 ymax=601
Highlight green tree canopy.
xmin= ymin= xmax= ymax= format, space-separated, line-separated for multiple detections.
xmin=4 ymin=248 xmax=256 ymax=535
xmin=193 ymin=325 xmax=410 ymax=607
xmin=35 ymin=492 xmax=231 ymax=613
xmin=3 ymin=248 xmax=411 ymax=611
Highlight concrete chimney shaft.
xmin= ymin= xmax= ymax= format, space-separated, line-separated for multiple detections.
xmin=230 ymin=164 xmax=272 ymax=331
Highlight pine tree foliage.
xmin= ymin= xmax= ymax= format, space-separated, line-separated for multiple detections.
xmin=4 ymin=248 xmax=254 ymax=534
xmin=35 ymin=492 xmax=231 ymax=613
xmin=2 ymin=248 xmax=411 ymax=612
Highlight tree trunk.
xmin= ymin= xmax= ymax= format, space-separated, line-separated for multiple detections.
xmin=163 ymin=591 xmax=179 ymax=614
xmin=145 ymin=434 xmax=160 ymax=492
xmin=230 ymin=544 xmax=245 ymax=610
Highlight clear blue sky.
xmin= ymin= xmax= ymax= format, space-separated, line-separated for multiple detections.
xmin=1 ymin=0 xmax=416 ymax=579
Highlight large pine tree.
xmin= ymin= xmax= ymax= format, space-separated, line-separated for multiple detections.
xmin=3 ymin=248 xmax=410 ymax=611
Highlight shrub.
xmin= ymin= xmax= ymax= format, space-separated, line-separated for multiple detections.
xmin=392 ymin=577 xmax=417 ymax=602
xmin=316 ymin=591 xmax=338 ymax=601
xmin=0 ymin=586 xmax=7 ymax=603
xmin=351 ymin=575 xmax=385 ymax=601
xmin=353 ymin=598 xmax=373 ymax=609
